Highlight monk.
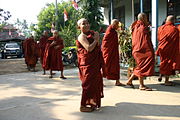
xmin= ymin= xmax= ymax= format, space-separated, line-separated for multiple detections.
xmin=101 ymin=19 xmax=125 ymax=86
xmin=156 ymin=15 xmax=180 ymax=86
xmin=43 ymin=30 xmax=66 ymax=79
xmin=39 ymin=30 xmax=49 ymax=75
xmin=126 ymin=13 xmax=155 ymax=91
xmin=76 ymin=18 xmax=104 ymax=112
xmin=23 ymin=35 xmax=39 ymax=72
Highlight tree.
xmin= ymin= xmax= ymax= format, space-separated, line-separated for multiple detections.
xmin=0 ymin=8 xmax=12 ymax=30
xmin=36 ymin=1 xmax=82 ymax=46
xmin=14 ymin=18 xmax=31 ymax=37
xmin=80 ymin=0 xmax=103 ymax=31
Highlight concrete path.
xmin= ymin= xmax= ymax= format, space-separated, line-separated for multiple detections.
xmin=0 ymin=68 xmax=180 ymax=120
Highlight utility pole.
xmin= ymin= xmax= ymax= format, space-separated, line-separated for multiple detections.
xmin=55 ymin=0 xmax=58 ymax=30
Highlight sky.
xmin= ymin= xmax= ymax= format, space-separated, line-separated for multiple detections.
xmin=0 ymin=0 xmax=68 ymax=24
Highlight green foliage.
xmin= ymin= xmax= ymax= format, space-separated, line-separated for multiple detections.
xmin=36 ymin=1 xmax=82 ymax=47
xmin=80 ymin=0 xmax=103 ymax=31
xmin=118 ymin=26 xmax=135 ymax=67
xmin=63 ymin=46 xmax=77 ymax=53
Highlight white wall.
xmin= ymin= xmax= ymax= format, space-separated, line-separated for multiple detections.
xmin=103 ymin=7 xmax=110 ymax=25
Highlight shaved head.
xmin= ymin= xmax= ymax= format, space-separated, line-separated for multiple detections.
xmin=111 ymin=19 xmax=119 ymax=30
xmin=137 ymin=13 xmax=147 ymax=21
xmin=137 ymin=13 xmax=149 ymax=25
xmin=111 ymin=19 xmax=119 ymax=25
xmin=166 ymin=15 xmax=175 ymax=23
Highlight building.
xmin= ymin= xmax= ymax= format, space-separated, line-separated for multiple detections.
xmin=100 ymin=0 xmax=180 ymax=48
xmin=100 ymin=0 xmax=180 ymax=27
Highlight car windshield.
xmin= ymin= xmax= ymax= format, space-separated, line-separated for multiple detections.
xmin=6 ymin=44 xmax=19 ymax=48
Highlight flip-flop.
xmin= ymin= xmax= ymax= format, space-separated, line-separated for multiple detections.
xmin=49 ymin=75 xmax=53 ymax=78
xmin=115 ymin=83 xmax=126 ymax=86
xmin=126 ymin=83 xmax=135 ymax=88
xmin=80 ymin=106 xmax=94 ymax=112
xmin=164 ymin=82 xmax=174 ymax=86
xmin=60 ymin=76 xmax=67 ymax=79
xmin=139 ymin=86 xmax=152 ymax=91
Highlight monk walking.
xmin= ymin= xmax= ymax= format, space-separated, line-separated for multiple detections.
xmin=101 ymin=19 xmax=124 ymax=86
xmin=23 ymin=35 xmax=39 ymax=72
xmin=39 ymin=30 xmax=49 ymax=75
xmin=156 ymin=15 xmax=180 ymax=86
xmin=126 ymin=13 xmax=155 ymax=91
xmin=76 ymin=18 xmax=104 ymax=112
xmin=43 ymin=30 xmax=66 ymax=79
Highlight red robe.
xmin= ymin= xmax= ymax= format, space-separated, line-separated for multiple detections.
xmin=132 ymin=20 xmax=155 ymax=77
xmin=43 ymin=36 xmax=64 ymax=71
xmin=101 ymin=25 xmax=120 ymax=80
xmin=156 ymin=22 xmax=180 ymax=75
xmin=76 ymin=31 xmax=104 ymax=108
xmin=23 ymin=38 xmax=39 ymax=67
xmin=39 ymin=35 xmax=48 ymax=67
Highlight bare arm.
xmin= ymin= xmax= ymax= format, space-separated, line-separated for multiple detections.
xmin=78 ymin=33 xmax=98 ymax=52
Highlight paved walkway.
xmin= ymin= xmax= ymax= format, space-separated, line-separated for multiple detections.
xmin=0 ymin=68 xmax=180 ymax=120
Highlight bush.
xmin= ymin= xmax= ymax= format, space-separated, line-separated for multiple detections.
xmin=118 ymin=26 xmax=135 ymax=68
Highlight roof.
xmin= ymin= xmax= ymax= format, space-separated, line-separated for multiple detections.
xmin=0 ymin=24 xmax=25 ymax=42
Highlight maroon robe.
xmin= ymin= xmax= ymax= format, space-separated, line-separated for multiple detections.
xmin=101 ymin=25 xmax=120 ymax=80
xmin=23 ymin=38 xmax=39 ymax=67
xmin=39 ymin=35 xmax=48 ymax=68
xmin=132 ymin=20 xmax=155 ymax=77
xmin=156 ymin=22 xmax=180 ymax=75
xmin=76 ymin=31 xmax=104 ymax=108
xmin=43 ymin=36 xmax=64 ymax=71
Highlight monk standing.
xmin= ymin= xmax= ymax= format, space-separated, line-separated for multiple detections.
xmin=76 ymin=18 xmax=104 ymax=112
xmin=126 ymin=13 xmax=155 ymax=91
xmin=156 ymin=15 xmax=180 ymax=86
xmin=23 ymin=35 xmax=39 ymax=72
xmin=43 ymin=30 xmax=66 ymax=79
xmin=101 ymin=19 xmax=125 ymax=86
xmin=39 ymin=30 xmax=49 ymax=75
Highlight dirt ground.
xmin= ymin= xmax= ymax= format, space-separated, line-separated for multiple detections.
xmin=0 ymin=58 xmax=42 ymax=75
xmin=0 ymin=58 xmax=75 ymax=75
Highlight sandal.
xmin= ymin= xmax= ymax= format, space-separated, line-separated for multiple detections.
xmin=126 ymin=83 xmax=135 ymax=88
xmin=60 ymin=76 xmax=67 ymax=79
xmin=49 ymin=75 xmax=53 ymax=78
xmin=80 ymin=106 xmax=94 ymax=112
xmin=115 ymin=82 xmax=126 ymax=86
xmin=139 ymin=86 xmax=152 ymax=91
xmin=164 ymin=81 xmax=174 ymax=86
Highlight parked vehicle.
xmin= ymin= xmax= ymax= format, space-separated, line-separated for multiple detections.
xmin=62 ymin=48 xmax=77 ymax=66
xmin=1 ymin=42 xmax=22 ymax=59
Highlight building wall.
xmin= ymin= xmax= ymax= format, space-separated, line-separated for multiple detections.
xmin=102 ymin=0 xmax=167 ymax=27
xmin=158 ymin=0 xmax=167 ymax=26
xmin=125 ymin=0 xmax=132 ymax=28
